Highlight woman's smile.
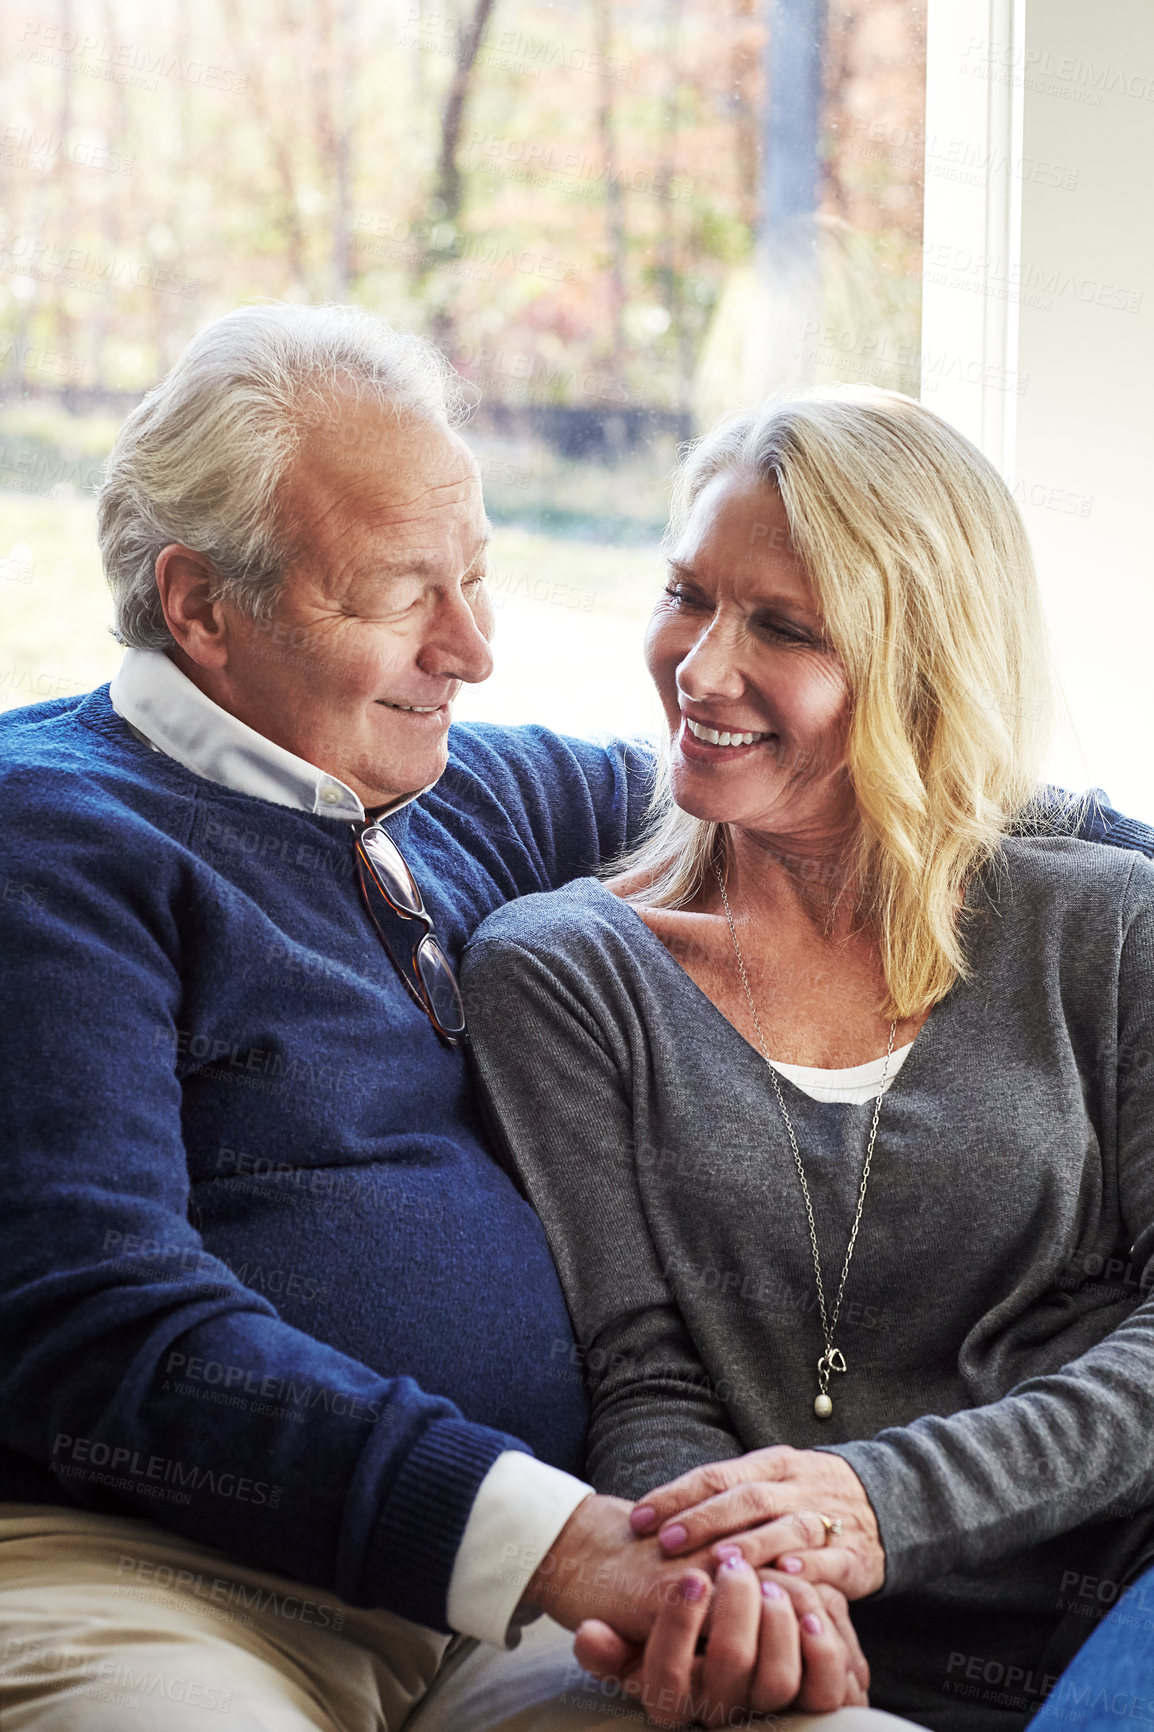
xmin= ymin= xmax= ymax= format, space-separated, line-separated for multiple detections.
xmin=678 ymin=713 xmax=778 ymax=754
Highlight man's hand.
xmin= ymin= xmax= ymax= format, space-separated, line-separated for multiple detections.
xmin=521 ymin=1494 xmax=707 ymax=1643
xmin=573 ymin=1559 xmax=869 ymax=1727
xmin=628 ymin=1446 xmax=885 ymax=1600
xmin=520 ymin=1495 xmax=869 ymax=1726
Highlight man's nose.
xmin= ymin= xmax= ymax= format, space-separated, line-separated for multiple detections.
xmin=417 ymin=588 xmax=495 ymax=687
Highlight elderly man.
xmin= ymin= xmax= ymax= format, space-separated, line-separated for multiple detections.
xmin=0 ymin=303 xmax=888 ymax=1732
xmin=0 ymin=303 xmax=1147 ymax=1732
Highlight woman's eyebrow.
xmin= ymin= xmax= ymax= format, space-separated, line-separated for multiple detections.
xmin=668 ymin=556 xmax=814 ymax=617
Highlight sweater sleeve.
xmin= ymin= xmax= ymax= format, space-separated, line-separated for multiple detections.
xmin=1063 ymin=787 xmax=1154 ymax=858
xmin=0 ymin=777 xmax=521 ymax=1633
xmin=462 ymin=931 xmax=744 ymax=1499
xmin=444 ymin=725 xmax=658 ymax=897
xmin=824 ymin=861 xmax=1154 ymax=1597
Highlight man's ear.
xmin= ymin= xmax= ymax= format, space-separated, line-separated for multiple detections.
xmin=155 ymin=544 xmax=231 ymax=668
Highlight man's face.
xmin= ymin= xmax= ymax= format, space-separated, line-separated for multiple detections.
xmin=213 ymin=403 xmax=494 ymax=807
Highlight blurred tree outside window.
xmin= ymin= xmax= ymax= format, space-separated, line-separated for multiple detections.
xmin=0 ymin=0 xmax=926 ymax=735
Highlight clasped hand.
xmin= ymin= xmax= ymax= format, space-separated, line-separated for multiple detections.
xmin=574 ymin=1556 xmax=869 ymax=1727
xmin=524 ymin=1449 xmax=881 ymax=1726
xmin=634 ymin=1444 xmax=885 ymax=1600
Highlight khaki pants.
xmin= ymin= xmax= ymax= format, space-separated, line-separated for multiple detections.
xmin=0 ymin=1505 xmax=917 ymax=1732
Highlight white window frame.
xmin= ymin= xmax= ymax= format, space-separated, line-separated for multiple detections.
xmin=922 ymin=0 xmax=1154 ymax=818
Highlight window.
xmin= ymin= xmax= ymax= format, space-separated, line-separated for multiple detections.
xmin=922 ymin=0 xmax=1154 ymax=818
xmin=0 ymin=0 xmax=926 ymax=743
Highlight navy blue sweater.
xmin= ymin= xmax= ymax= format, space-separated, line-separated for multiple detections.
xmin=0 ymin=687 xmax=653 ymax=1631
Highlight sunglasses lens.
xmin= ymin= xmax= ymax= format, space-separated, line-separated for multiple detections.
xmin=361 ymin=827 xmax=422 ymax=914
xmin=416 ymin=936 xmax=467 ymax=1037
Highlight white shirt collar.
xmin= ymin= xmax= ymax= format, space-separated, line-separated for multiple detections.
xmin=109 ymin=647 xmax=430 ymax=822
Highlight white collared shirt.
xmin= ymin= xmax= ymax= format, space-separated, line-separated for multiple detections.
xmin=112 ymin=645 xmax=392 ymax=821
xmin=110 ymin=647 xmax=592 ymax=1646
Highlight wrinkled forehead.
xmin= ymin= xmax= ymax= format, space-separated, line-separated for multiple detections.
xmin=674 ymin=470 xmax=816 ymax=605
xmin=280 ymin=402 xmax=483 ymax=565
xmin=290 ymin=396 xmax=478 ymax=499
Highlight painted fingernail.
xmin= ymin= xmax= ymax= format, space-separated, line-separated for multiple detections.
xmin=660 ymin=1523 xmax=689 ymax=1553
xmin=715 ymin=1543 xmax=742 ymax=1561
xmin=721 ymin=1551 xmax=748 ymax=1573
xmin=630 ymin=1505 xmax=657 ymax=1534
xmin=761 ymin=1580 xmax=784 ymax=1601
xmin=681 ymin=1576 xmax=707 ymax=1603
xmin=780 ymin=1556 xmax=804 ymax=1574
xmin=802 ymin=1613 xmax=824 ymax=1636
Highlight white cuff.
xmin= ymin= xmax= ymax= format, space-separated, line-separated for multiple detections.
xmin=446 ymin=1452 xmax=592 ymax=1648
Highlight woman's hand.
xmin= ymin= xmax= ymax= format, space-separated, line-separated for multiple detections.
xmin=573 ymin=1554 xmax=869 ymax=1727
xmin=628 ymin=1445 xmax=885 ymax=1600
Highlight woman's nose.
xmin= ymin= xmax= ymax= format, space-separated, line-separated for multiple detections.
xmin=676 ymin=615 xmax=746 ymax=701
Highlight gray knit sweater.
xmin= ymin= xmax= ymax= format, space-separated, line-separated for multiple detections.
xmin=461 ymin=835 xmax=1154 ymax=1731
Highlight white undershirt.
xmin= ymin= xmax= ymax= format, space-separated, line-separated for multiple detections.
xmin=770 ymin=1041 xmax=914 ymax=1104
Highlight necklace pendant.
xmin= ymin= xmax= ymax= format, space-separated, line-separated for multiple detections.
xmin=815 ymin=1347 xmax=845 ymax=1420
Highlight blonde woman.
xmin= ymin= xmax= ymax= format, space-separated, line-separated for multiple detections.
xmin=460 ymin=387 xmax=1154 ymax=1728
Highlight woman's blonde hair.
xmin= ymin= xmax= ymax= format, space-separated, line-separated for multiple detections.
xmin=607 ymin=384 xmax=1060 ymax=1019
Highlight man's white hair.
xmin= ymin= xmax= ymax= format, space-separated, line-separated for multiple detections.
xmin=98 ymin=302 xmax=470 ymax=649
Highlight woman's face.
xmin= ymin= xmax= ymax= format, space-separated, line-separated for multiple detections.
xmin=645 ymin=472 xmax=855 ymax=839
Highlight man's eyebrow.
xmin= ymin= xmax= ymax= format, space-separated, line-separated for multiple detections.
xmin=371 ymin=529 xmax=492 ymax=578
xmin=462 ymin=531 xmax=492 ymax=573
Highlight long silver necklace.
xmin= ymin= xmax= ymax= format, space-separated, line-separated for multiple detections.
xmin=713 ymin=859 xmax=896 ymax=1421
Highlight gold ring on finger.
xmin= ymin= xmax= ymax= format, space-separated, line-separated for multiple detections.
xmin=818 ymin=1513 xmax=843 ymax=1545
